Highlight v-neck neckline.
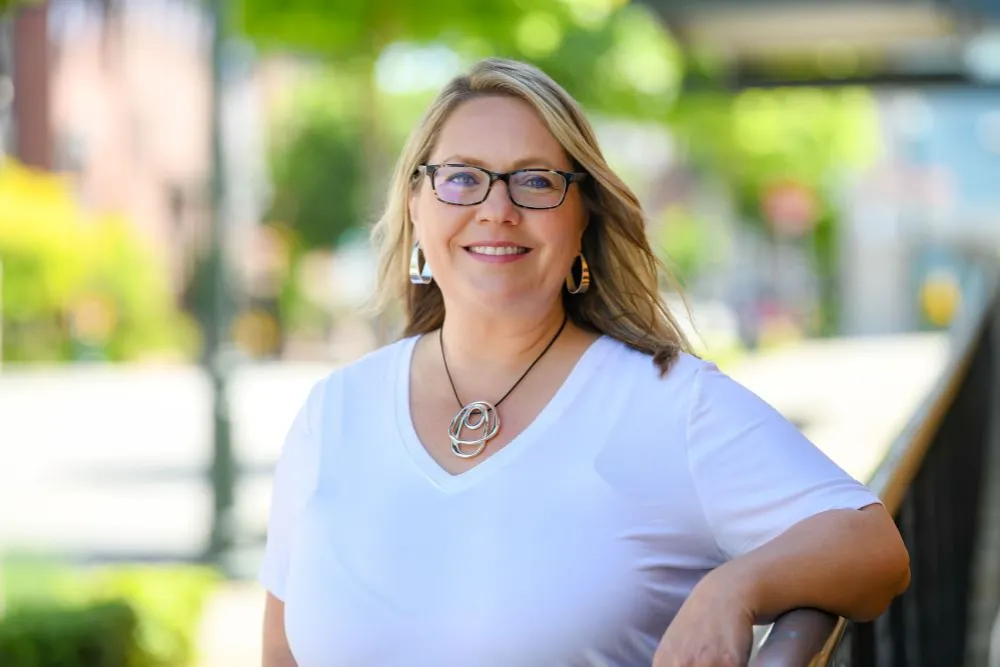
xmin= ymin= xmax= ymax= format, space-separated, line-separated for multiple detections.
xmin=393 ymin=333 xmax=612 ymax=494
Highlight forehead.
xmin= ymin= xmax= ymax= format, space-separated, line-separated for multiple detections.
xmin=431 ymin=95 xmax=571 ymax=169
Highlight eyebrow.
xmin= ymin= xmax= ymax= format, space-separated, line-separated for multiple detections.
xmin=436 ymin=154 xmax=571 ymax=171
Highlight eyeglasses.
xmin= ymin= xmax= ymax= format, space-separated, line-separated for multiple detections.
xmin=417 ymin=163 xmax=588 ymax=210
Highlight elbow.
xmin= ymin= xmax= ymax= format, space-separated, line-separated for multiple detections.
xmin=882 ymin=524 xmax=912 ymax=600
xmin=850 ymin=566 xmax=910 ymax=623
xmin=893 ymin=553 xmax=912 ymax=597
xmin=850 ymin=536 xmax=912 ymax=623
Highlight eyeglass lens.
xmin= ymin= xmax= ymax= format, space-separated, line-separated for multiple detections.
xmin=433 ymin=165 xmax=567 ymax=208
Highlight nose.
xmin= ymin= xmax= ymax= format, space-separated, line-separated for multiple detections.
xmin=477 ymin=177 xmax=520 ymax=225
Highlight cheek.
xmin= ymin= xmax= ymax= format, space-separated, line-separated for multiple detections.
xmin=412 ymin=193 xmax=442 ymax=239
xmin=536 ymin=212 xmax=585 ymax=259
xmin=415 ymin=198 xmax=466 ymax=248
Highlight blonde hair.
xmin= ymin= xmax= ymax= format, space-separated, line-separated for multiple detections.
xmin=370 ymin=57 xmax=692 ymax=374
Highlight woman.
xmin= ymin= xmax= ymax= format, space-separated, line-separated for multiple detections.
xmin=260 ymin=58 xmax=910 ymax=667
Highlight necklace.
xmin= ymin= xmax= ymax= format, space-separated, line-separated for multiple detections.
xmin=440 ymin=315 xmax=569 ymax=459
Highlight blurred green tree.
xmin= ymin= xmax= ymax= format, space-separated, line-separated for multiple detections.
xmin=671 ymin=87 xmax=878 ymax=224
xmin=267 ymin=77 xmax=367 ymax=250
xmin=655 ymin=205 xmax=713 ymax=285
xmin=0 ymin=0 xmax=40 ymax=13
xmin=0 ymin=161 xmax=199 ymax=362
xmin=239 ymin=0 xmax=684 ymax=121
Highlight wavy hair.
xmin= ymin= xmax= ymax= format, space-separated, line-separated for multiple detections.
xmin=370 ymin=57 xmax=692 ymax=374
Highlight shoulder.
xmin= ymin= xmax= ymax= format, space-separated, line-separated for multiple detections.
xmin=596 ymin=338 xmax=778 ymax=428
xmin=586 ymin=338 xmax=721 ymax=428
xmin=318 ymin=335 xmax=417 ymax=395
xmin=601 ymin=337 xmax=709 ymax=393
xmin=298 ymin=336 xmax=415 ymax=428
xmin=333 ymin=335 xmax=415 ymax=383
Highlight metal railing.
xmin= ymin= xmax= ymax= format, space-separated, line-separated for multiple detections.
xmin=749 ymin=273 xmax=1000 ymax=667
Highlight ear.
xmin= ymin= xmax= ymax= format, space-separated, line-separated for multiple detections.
xmin=577 ymin=211 xmax=590 ymax=246
xmin=408 ymin=192 xmax=421 ymax=244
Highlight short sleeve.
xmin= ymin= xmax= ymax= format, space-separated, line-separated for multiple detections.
xmin=685 ymin=362 xmax=881 ymax=560
xmin=258 ymin=376 xmax=329 ymax=600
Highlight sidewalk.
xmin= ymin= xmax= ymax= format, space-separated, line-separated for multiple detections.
xmin=726 ymin=332 xmax=948 ymax=481
xmin=197 ymin=581 xmax=265 ymax=667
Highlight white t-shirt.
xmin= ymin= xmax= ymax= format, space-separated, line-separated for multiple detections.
xmin=259 ymin=335 xmax=879 ymax=667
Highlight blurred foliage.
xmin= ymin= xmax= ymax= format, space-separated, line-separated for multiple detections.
xmin=0 ymin=161 xmax=200 ymax=363
xmin=266 ymin=74 xmax=367 ymax=250
xmin=239 ymin=0 xmax=683 ymax=121
xmin=671 ymin=86 xmax=879 ymax=226
xmin=1 ymin=556 xmax=221 ymax=667
xmin=655 ymin=205 xmax=715 ymax=286
xmin=0 ymin=600 xmax=147 ymax=667
xmin=0 ymin=0 xmax=41 ymax=15
xmin=669 ymin=87 xmax=880 ymax=333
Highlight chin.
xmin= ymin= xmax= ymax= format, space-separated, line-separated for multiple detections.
xmin=459 ymin=281 xmax=541 ymax=312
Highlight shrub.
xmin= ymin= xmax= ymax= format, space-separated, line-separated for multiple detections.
xmin=0 ymin=600 xmax=150 ymax=667
xmin=0 ymin=557 xmax=221 ymax=667
xmin=0 ymin=160 xmax=200 ymax=362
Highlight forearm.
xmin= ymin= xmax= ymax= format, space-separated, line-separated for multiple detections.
xmin=262 ymin=595 xmax=298 ymax=667
xmin=702 ymin=504 xmax=910 ymax=624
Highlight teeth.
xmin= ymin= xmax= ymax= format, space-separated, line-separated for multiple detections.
xmin=468 ymin=246 xmax=528 ymax=256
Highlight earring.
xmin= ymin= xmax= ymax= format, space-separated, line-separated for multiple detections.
xmin=409 ymin=242 xmax=433 ymax=285
xmin=565 ymin=253 xmax=590 ymax=295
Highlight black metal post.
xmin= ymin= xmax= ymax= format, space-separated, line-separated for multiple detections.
xmin=205 ymin=0 xmax=236 ymax=572
xmin=966 ymin=288 xmax=1000 ymax=666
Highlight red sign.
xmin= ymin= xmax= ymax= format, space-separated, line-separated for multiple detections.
xmin=761 ymin=181 xmax=819 ymax=237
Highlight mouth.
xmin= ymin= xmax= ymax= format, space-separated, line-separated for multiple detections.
xmin=464 ymin=245 xmax=531 ymax=257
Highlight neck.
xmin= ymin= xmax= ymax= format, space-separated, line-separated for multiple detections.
xmin=439 ymin=301 xmax=570 ymax=375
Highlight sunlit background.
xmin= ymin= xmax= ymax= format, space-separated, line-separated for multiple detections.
xmin=1 ymin=0 xmax=998 ymax=664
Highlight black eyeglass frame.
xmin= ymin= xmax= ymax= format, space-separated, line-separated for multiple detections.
xmin=416 ymin=163 xmax=589 ymax=210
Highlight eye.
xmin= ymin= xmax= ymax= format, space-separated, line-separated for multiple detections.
xmin=515 ymin=172 xmax=559 ymax=190
xmin=441 ymin=169 xmax=483 ymax=188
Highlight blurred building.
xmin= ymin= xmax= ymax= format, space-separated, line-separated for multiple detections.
xmin=645 ymin=0 xmax=1000 ymax=336
xmin=45 ymin=0 xmax=211 ymax=292
xmin=841 ymin=87 xmax=1000 ymax=335
xmin=13 ymin=0 xmax=296 ymax=298
xmin=8 ymin=3 xmax=52 ymax=170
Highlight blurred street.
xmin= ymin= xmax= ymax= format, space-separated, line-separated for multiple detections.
xmin=0 ymin=360 xmax=333 ymax=565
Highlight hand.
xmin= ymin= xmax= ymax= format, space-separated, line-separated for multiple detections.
xmin=652 ymin=569 xmax=756 ymax=667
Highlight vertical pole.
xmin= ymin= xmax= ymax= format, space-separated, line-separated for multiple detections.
xmin=206 ymin=0 xmax=236 ymax=572
xmin=0 ymin=259 xmax=4 ymax=373
xmin=966 ymin=284 xmax=1000 ymax=667
xmin=992 ymin=278 xmax=1000 ymax=667
xmin=12 ymin=2 xmax=52 ymax=171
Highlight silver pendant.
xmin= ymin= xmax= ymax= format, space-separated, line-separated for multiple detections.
xmin=448 ymin=401 xmax=500 ymax=458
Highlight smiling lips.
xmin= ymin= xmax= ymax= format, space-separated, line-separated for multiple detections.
xmin=464 ymin=243 xmax=531 ymax=263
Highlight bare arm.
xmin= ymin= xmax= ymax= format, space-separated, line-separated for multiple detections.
xmin=262 ymin=593 xmax=297 ymax=667
xmin=702 ymin=503 xmax=911 ymax=624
